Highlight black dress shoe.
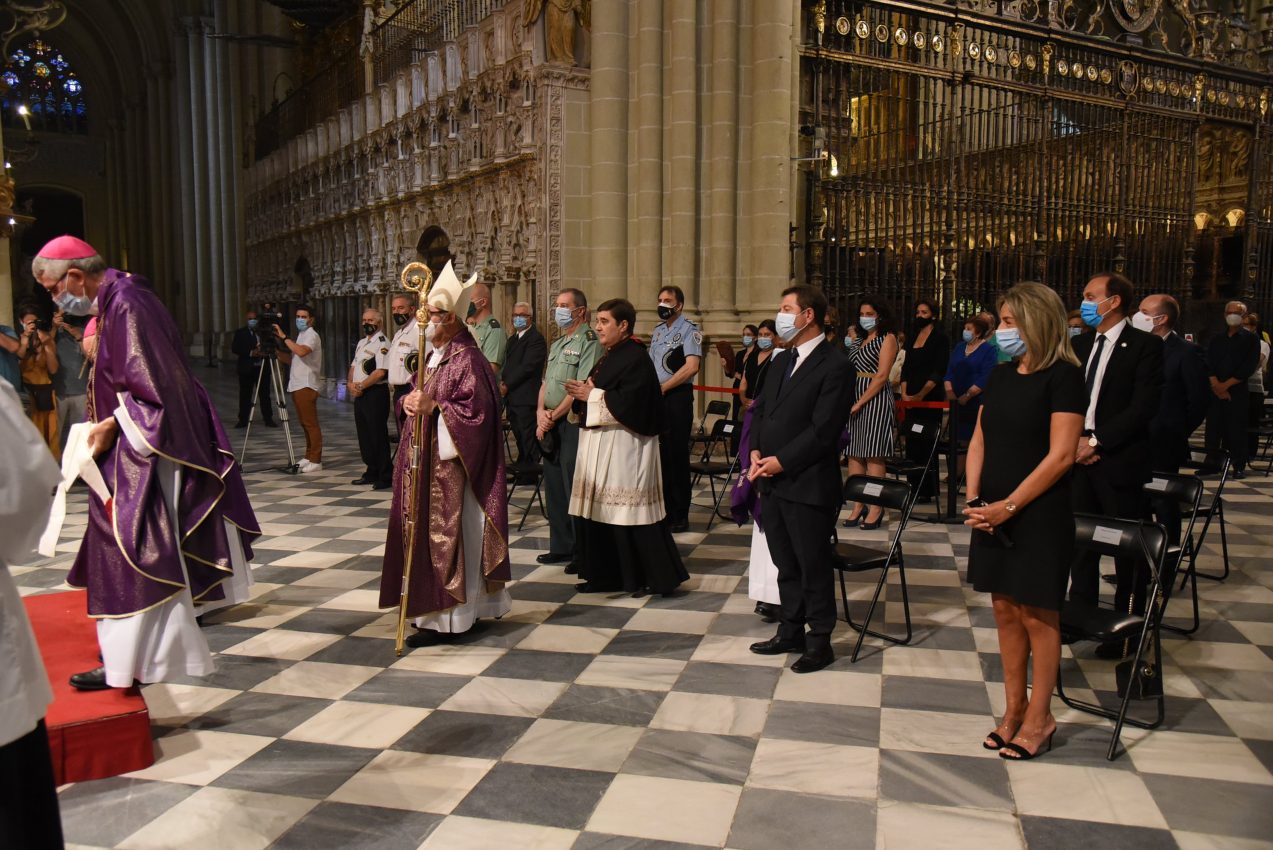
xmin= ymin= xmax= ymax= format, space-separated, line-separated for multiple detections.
xmin=755 ymin=603 xmax=780 ymax=623
xmin=669 ymin=521 xmax=689 ymax=534
xmin=70 ymin=666 xmax=112 ymax=691
xmin=564 ymin=562 xmax=579 ymax=575
xmin=791 ymin=647 xmax=835 ymax=674
xmin=405 ymin=629 xmax=451 ymax=648
xmin=234 ymin=421 xmax=247 ymax=429
xmin=536 ymin=552 xmax=572 ymax=565
xmin=749 ymin=635 xmax=806 ymax=655
xmin=351 ymin=476 xmax=373 ymax=485
xmin=264 ymin=420 xmax=279 ymax=428
xmin=575 ymin=582 xmax=605 ymax=593
xmin=1233 ymin=470 xmax=1247 ymax=480
xmin=373 ymin=481 xmax=392 ymax=491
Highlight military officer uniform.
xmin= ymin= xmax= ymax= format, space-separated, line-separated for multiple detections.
xmin=388 ymin=316 xmax=427 ymax=408
xmin=351 ymin=330 xmax=393 ymax=488
xmin=649 ymin=313 xmax=703 ymax=527
xmin=541 ymin=323 xmax=603 ymax=560
xmin=473 ymin=315 xmax=508 ymax=380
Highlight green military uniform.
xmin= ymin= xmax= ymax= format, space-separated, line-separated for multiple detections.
xmin=542 ymin=323 xmax=603 ymax=559
xmin=473 ymin=315 xmax=508 ymax=378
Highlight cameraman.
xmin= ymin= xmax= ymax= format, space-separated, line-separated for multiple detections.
xmin=15 ymin=305 xmax=59 ymax=456
xmin=276 ymin=304 xmax=323 ymax=472
xmin=231 ymin=308 xmax=276 ymax=428
xmin=51 ymin=308 xmax=90 ymax=450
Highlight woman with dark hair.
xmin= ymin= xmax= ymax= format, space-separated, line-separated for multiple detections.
xmin=945 ymin=314 xmax=997 ymax=458
xmin=566 ymin=298 xmax=689 ymax=596
xmin=724 ymin=323 xmax=759 ymax=421
xmin=900 ymin=298 xmax=949 ymax=502
xmin=739 ymin=319 xmax=777 ymax=409
xmin=842 ymin=297 xmax=899 ymax=529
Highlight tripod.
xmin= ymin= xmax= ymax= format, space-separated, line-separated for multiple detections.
xmin=238 ymin=354 xmax=299 ymax=473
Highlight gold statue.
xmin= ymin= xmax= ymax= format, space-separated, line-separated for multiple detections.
xmin=524 ymin=0 xmax=590 ymax=65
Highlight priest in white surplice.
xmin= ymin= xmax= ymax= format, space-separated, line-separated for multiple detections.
xmin=566 ymin=298 xmax=688 ymax=597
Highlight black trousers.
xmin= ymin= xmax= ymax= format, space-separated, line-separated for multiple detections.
xmin=354 ymin=384 xmax=392 ymax=484
xmin=507 ymin=402 xmax=540 ymax=471
xmin=659 ymin=386 xmax=693 ymax=524
xmin=1070 ymin=464 xmax=1151 ymax=616
xmin=1150 ymin=431 xmax=1188 ymax=546
xmin=763 ymin=493 xmax=839 ymax=649
xmin=237 ymin=363 xmax=273 ymax=424
xmin=905 ymin=407 xmax=942 ymax=499
xmin=1205 ymin=387 xmax=1250 ymax=472
xmin=0 ymin=719 xmax=63 ymax=850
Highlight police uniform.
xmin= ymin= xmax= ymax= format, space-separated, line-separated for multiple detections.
xmin=649 ymin=314 xmax=703 ymax=526
xmin=541 ymin=323 xmax=603 ymax=559
xmin=351 ymin=331 xmax=393 ymax=487
xmin=473 ymin=315 xmax=508 ymax=379
xmin=388 ymin=318 xmax=426 ymax=407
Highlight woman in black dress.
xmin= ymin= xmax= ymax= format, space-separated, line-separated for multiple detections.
xmin=964 ymin=282 xmax=1085 ymax=761
xmin=739 ymin=319 xmax=777 ymax=409
xmin=900 ymin=299 xmax=950 ymax=502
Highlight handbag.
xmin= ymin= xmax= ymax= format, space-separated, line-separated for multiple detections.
xmin=538 ymin=427 xmax=559 ymax=462
xmin=28 ymin=383 xmax=55 ymax=412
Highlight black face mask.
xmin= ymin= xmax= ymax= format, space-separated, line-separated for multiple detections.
xmin=392 ymin=313 xmax=409 ymax=327
xmin=913 ymin=315 xmax=933 ymax=328
xmin=362 ymin=323 xmax=377 ymax=336
xmin=657 ymin=304 xmax=676 ymax=321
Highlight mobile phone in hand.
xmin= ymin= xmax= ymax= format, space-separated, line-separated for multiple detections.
xmin=967 ymin=498 xmax=1014 ymax=548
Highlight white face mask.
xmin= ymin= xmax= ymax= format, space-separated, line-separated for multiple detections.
xmin=424 ymin=320 xmax=439 ymax=343
xmin=1226 ymin=313 xmax=1245 ymax=327
xmin=774 ymin=311 xmax=806 ymax=342
xmin=1130 ymin=311 xmax=1159 ymax=333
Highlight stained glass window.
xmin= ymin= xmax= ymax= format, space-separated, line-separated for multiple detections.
xmin=1 ymin=38 xmax=87 ymax=134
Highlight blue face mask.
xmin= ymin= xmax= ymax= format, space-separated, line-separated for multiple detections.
xmin=1068 ymin=326 xmax=1083 ymax=338
xmin=756 ymin=337 xmax=773 ymax=350
xmin=554 ymin=306 xmax=575 ymax=329
xmin=774 ymin=311 xmax=804 ymax=342
xmin=247 ymin=319 xmax=258 ymax=330
xmin=962 ymin=329 xmax=975 ymax=344
xmin=513 ymin=316 xmax=529 ymax=331
xmin=996 ymin=328 xmax=1026 ymax=358
xmin=844 ymin=335 xmax=855 ymax=348
xmin=859 ymin=315 xmax=877 ymax=332
xmin=1080 ymin=296 xmax=1112 ymax=328
xmin=56 ymin=289 xmax=95 ymax=316
xmin=742 ymin=335 xmax=754 ymax=348
xmin=296 ymin=318 xmax=309 ymax=332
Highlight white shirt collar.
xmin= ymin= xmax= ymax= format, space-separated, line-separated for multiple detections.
xmin=788 ymin=333 xmax=823 ymax=367
xmin=1098 ymin=318 xmax=1127 ymax=345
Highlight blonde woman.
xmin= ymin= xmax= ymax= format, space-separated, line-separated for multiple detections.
xmin=964 ymin=282 xmax=1085 ymax=761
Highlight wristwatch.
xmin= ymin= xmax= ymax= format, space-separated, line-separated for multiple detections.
xmin=1087 ymin=434 xmax=1099 ymax=449
xmin=1004 ymin=501 xmax=1017 ymax=514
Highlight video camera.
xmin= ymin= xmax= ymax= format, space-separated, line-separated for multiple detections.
xmin=255 ymin=302 xmax=284 ymax=355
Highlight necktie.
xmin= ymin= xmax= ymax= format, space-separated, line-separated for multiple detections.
xmin=1085 ymin=334 xmax=1106 ymax=397
xmin=779 ymin=348 xmax=800 ymax=393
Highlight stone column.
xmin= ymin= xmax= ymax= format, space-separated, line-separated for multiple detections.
xmin=588 ymin=1 xmax=628 ymax=304
xmin=629 ymin=0 xmax=663 ymax=310
xmin=187 ymin=20 xmax=212 ymax=343
xmin=174 ymin=19 xmax=199 ymax=336
xmin=664 ymin=0 xmax=697 ymax=306
xmin=201 ymin=17 xmax=225 ymax=339
xmin=703 ymin=0 xmax=739 ymax=328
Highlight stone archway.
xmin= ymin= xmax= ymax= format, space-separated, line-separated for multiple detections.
xmin=416 ymin=225 xmax=454 ymax=279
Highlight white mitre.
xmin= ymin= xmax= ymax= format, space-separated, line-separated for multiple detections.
xmin=426 ymin=260 xmax=478 ymax=317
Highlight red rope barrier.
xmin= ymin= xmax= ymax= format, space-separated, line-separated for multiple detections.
xmin=693 ymin=385 xmax=740 ymax=395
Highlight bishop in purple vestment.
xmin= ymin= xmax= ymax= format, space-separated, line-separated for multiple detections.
xmin=33 ymin=236 xmax=260 ymax=690
xmin=380 ymin=262 xmax=511 ymax=647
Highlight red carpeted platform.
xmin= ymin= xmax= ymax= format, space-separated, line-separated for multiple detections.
xmin=23 ymin=590 xmax=154 ymax=785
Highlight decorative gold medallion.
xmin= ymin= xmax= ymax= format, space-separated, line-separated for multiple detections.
xmin=967 ymin=42 xmax=981 ymax=59
xmin=1236 ymin=94 xmax=1247 ymax=109
xmin=1024 ymin=53 xmax=1037 ymax=70
xmin=1141 ymin=76 xmax=1154 ymax=92
xmin=1218 ymin=91 xmax=1230 ymax=106
xmin=835 ymin=16 xmax=851 ymax=36
xmin=1154 ymin=78 xmax=1166 ymax=94
xmin=1100 ymin=68 xmax=1113 ymax=85
xmin=855 ymin=20 xmax=869 ymax=39
xmin=1206 ymin=89 xmax=1216 ymax=103
xmin=1086 ymin=65 xmax=1097 ymax=81
xmin=1118 ymin=61 xmax=1138 ymax=95
xmin=1168 ymin=80 xmax=1180 ymax=97
xmin=1056 ymin=59 xmax=1069 ymax=77
xmin=1072 ymin=62 xmax=1084 ymax=79
xmin=875 ymin=23 xmax=889 ymax=42
xmin=913 ymin=31 xmax=927 ymax=50
xmin=932 ymin=34 xmax=944 ymax=53
xmin=1008 ymin=49 xmax=1021 ymax=68
xmin=894 ymin=27 xmax=908 ymax=46
xmin=985 ymin=44 xmax=997 ymax=63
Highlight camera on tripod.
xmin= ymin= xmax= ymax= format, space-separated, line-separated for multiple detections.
xmin=255 ymin=302 xmax=283 ymax=355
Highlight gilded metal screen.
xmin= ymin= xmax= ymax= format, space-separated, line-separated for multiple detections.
xmin=801 ymin=1 xmax=1272 ymax=325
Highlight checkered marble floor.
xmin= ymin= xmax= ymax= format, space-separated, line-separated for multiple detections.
xmin=14 ymin=370 xmax=1273 ymax=850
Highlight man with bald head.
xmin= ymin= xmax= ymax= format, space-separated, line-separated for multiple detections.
xmin=349 ymin=307 xmax=392 ymax=489
xmin=468 ymin=281 xmax=507 ymax=378
xmin=1205 ymin=300 xmax=1261 ymax=478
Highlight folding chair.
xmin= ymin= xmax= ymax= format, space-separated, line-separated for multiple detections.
xmin=1142 ymin=472 xmax=1205 ymax=635
xmin=833 ymin=475 xmax=915 ymax=663
xmin=884 ymin=416 xmax=944 ymax=515
xmin=689 ymin=400 xmax=732 ymax=458
xmin=688 ymin=418 xmax=740 ymax=532
xmin=1181 ymin=449 xmax=1232 ymax=582
xmin=1248 ymin=401 xmax=1273 ymax=476
xmin=1057 ymin=515 xmax=1173 ymax=761
xmin=502 ymin=419 xmax=515 ymax=464
xmin=506 ymin=463 xmax=546 ymax=531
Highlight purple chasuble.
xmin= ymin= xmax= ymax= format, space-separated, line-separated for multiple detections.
xmin=67 ymin=270 xmax=261 ymax=617
xmin=379 ymin=327 xmax=510 ymax=617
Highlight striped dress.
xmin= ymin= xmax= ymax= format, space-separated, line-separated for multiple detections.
xmin=848 ymin=333 xmax=896 ymax=458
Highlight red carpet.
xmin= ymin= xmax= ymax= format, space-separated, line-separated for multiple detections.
xmin=22 ymin=590 xmax=154 ymax=785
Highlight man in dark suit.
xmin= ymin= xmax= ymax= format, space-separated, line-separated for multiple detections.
xmin=1205 ymin=300 xmax=1261 ymax=479
xmin=747 ymin=285 xmax=853 ymax=673
xmin=1069 ymin=273 xmax=1163 ymax=645
xmin=230 ymin=309 xmax=276 ymax=428
xmin=1136 ymin=294 xmax=1209 ymax=544
xmin=502 ymin=301 xmax=547 ymax=481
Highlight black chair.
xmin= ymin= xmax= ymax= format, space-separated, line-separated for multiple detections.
xmin=833 ymin=475 xmax=915 ymax=663
xmin=1057 ymin=515 xmax=1173 ymax=761
xmin=688 ymin=418 xmax=740 ymax=532
xmin=506 ymin=463 xmax=546 ymax=531
xmin=689 ymin=400 xmax=733 ymax=458
xmin=884 ymin=416 xmax=944 ymax=515
xmin=1181 ymin=449 xmax=1232 ymax=583
xmin=1247 ymin=400 xmax=1273 ymax=476
xmin=1142 ymin=472 xmax=1205 ymax=635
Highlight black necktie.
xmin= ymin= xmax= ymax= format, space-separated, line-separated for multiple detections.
xmin=779 ymin=348 xmax=800 ymax=393
xmin=1085 ymin=334 xmax=1107 ymax=397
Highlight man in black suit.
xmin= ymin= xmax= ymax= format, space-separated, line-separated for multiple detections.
xmin=1136 ymin=294 xmax=1209 ymax=544
xmin=1205 ymin=300 xmax=1261 ymax=479
xmin=747 ymin=285 xmax=853 ymax=673
xmin=230 ymin=309 xmax=276 ymax=428
xmin=502 ymin=301 xmax=547 ymax=481
xmin=1069 ymin=273 xmax=1163 ymax=643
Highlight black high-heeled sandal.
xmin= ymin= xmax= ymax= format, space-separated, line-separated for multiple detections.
xmin=983 ymin=731 xmax=1008 ymax=751
xmin=860 ymin=515 xmax=883 ymax=531
xmin=1000 ymin=731 xmax=1055 ymax=761
xmin=841 ymin=515 xmax=862 ymax=528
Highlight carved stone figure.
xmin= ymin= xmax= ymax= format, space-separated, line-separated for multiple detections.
xmin=524 ymin=0 xmax=589 ymax=65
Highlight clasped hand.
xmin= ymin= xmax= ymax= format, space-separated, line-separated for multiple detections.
xmin=563 ymin=378 xmax=594 ymax=401
xmin=746 ymin=450 xmax=784 ymax=482
xmin=963 ymin=500 xmax=1010 ymax=531
xmin=402 ymin=388 xmax=436 ymax=417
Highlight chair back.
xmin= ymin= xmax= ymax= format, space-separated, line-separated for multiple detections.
xmin=705 ymin=400 xmax=731 ymax=418
xmin=842 ymin=475 xmax=912 ymax=513
xmin=1073 ymin=514 xmax=1177 ymax=604
xmin=1143 ymin=472 xmax=1203 ymax=510
xmin=697 ymin=417 xmax=739 ymax=462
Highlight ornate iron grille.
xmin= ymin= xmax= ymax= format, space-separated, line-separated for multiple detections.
xmin=801 ymin=0 xmax=1272 ymax=327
